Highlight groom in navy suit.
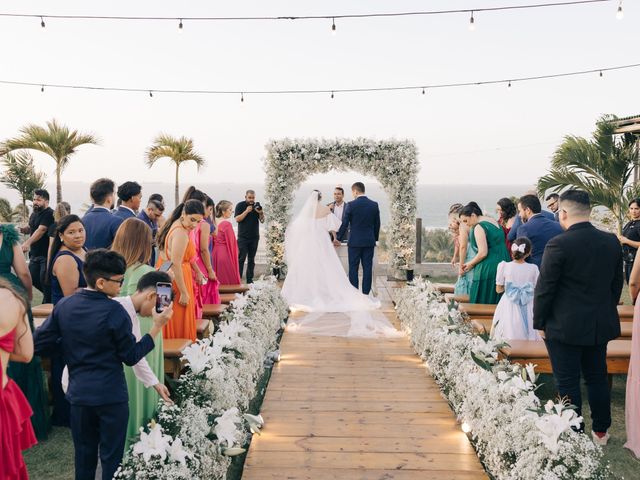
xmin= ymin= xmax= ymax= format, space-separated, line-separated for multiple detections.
xmin=337 ymin=182 xmax=381 ymax=295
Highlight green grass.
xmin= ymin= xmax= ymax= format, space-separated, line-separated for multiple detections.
xmin=24 ymin=427 xmax=74 ymax=480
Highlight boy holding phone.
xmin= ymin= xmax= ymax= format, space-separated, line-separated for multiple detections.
xmin=34 ymin=250 xmax=173 ymax=480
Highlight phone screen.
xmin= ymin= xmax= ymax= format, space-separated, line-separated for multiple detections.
xmin=155 ymin=282 xmax=173 ymax=313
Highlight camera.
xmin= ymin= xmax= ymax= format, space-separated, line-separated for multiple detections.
xmin=253 ymin=201 xmax=262 ymax=211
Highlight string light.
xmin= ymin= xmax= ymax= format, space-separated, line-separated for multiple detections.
xmin=331 ymin=17 xmax=336 ymax=35
xmin=599 ymin=70 xmax=603 ymax=77
xmin=40 ymin=16 xmax=45 ymax=28
xmin=149 ymin=90 xmax=153 ymax=97
xmin=1 ymin=62 xmax=637 ymax=98
xmin=616 ymin=0 xmax=624 ymax=19
xmin=331 ymin=91 xmax=334 ymax=99
xmin=469 ymin=11 xmax=476 ymax=30
xmin=422 ymin=87 xmax=426 ymax=95
xmin=40 ymin=85 xmax=44 ymax=93
xmin=178 ymin=18 xmax=183 ymax=29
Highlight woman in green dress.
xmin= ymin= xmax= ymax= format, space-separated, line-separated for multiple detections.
xmin=0 ymin=223 xmax=50 ymax=439
xmin=460 ymin=202 xmax=511 ymax=304
xmin=111 ymin=218 xmax=165 ymax=450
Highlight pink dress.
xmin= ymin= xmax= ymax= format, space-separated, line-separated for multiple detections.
xmin=189 ymin=220 xmax=221 ymax=317
xmin=212 ymin=221 xmax=241 ymax=285
xmin=625 ymin=299 xmax=640 ymax=457
xmin=1 ymin=328 xmax=37 ymax=480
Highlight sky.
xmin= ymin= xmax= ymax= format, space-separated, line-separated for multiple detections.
xmin=0 ymin=0 xmax=637 ymax=188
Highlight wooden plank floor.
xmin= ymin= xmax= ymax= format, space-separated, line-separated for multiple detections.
xmin=242 ymin=279 xmax=487 ymax=480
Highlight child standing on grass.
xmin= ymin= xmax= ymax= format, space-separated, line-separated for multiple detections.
xmin=491 ymin=237 xmax=542 ymax=341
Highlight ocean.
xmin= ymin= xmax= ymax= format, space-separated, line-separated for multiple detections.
xmin=0 ymin=182 xmax=535 ymax=228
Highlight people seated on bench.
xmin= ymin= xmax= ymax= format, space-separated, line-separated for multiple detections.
xmin=34 ymin=249 xmax=172 ymax=480
xmin=492 ymin=238 xmax=541 ymax=341
xmin=533 ymin=190 xmax=623 ymax=446
xmin=624 ymin=244 xmax=640 ymax=458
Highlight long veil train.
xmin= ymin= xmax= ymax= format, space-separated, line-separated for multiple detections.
xmin=281 ymin=191 xmax=400 ymax=338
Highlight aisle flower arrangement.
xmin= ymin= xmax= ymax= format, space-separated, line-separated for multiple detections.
xmin=395 ymin=278 xmax=610 ymax=480
xmin=114 ymin=278 xmax=289 ymax=480
xmin=264 ymin=137 xmax=419 ymax=274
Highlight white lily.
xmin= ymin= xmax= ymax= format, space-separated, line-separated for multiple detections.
xmin=167 ymin=438 xmax=189 ymax=466
xmin=214 ymin=408 xmax=243 ymax=447
xmin=132 ymin=421 xmax=171 ymax=463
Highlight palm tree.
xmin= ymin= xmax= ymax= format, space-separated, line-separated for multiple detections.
xmin=0 ymin=119 xmax=98 ymax=203
xmin=0 ymin=152 xmax=46 ymax=220
xmin=145 ymin=134 xmax=205 ymax=206
xmin=422 ymin=228 xmax=454 ymax=262
xmin=0 ymin=197 xmax=26 ymax=223
xmin=537 ymin=115 xmax=639 ymax=233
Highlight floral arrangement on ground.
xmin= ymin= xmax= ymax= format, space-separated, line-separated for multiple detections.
xmin=264 ymin=137 xmax=419 ymax=275
xmin=114 ymin=277 xmax=289 ymax=480
xmin=395 ymin=278 xmax=611 ymax=480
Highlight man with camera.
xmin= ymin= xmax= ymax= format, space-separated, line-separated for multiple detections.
xmin=234 ymin=189 xmax=264 ymax=284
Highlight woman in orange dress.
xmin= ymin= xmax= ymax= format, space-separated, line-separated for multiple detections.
xmin=156 ymin=200 xmax=205 ymax=341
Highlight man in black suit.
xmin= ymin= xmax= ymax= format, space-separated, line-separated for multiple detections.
xmin=533 ymin=190 xmax=623 ymax=445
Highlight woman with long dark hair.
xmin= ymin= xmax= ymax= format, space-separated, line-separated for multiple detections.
xmin=156 ymin=200 xmax=205 ymax=341
xmin=496 ymin=197 xmax=517 ymax=251
xmin=0 ymin=278 xmax=37 ymax=478
xmin=619 ymin=198 xmax=640 ymax=284
xmin=183 ymin=187 xmax=220 ymax=315
xmin=460 ymin=202 xmax=510 ymax=304
xmin=46 ymin=214 xmax=87 ymax=426
xmin=0 ymin=223 xmax=49 ymax=439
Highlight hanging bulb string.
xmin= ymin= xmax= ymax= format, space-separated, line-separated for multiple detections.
xmin=2 ymin=0 xmax=617 ymax=24
xmin=6 ymin=61 xmax=639 ymax=97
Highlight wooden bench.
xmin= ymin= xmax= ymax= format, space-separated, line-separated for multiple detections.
xmin=500 ymin=339 xmax=631 ymax=374
xmin=164 ymin=338 xmax=192 ymax=379
xmin=202 ymin=303 xmax=228 ymax=320
xmin=444 ymin=293 xmax=470 ymax=304
xmin=32 ymin=303 xmax=53 ymax=329
xmin=434 ymin=283 xmax=455 ymax=294
xmin=462 ymin=303 xmax=634 ymax=322
xmin=219 ymin=284 xmax=250 ymax=294
xmin=220 ymin=293 xmax=238 ymax=304
xmin=196 ymin=319 xmax=212 ymax=340
xmin=470 ymin=318 xmax=632 ymax=339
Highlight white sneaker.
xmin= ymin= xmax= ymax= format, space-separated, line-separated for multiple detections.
xmin=591 ymin=431 xmax=610 ymax=446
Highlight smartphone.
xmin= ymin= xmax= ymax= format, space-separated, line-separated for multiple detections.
xmin=158 ymin=261 xmax=173 ymax=273
xmin=155 ymin=282 xmax=173 ymax=313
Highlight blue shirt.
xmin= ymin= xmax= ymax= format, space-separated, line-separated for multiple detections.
xmin=34 ymin=289 xmax=155 ymax=406
xmin=82 ymin=207 xmax=123 ymax=250
xmin=508 ymin=210 xmax=556 ymax=243
xmin=516 ymin=214 xmax=564 ymax=267
xmin=113 ymin=206 xmax=136 ymax=221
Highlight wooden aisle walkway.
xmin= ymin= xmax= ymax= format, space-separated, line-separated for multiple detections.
xmin=242 ymin=280 xmax=487 ymax=480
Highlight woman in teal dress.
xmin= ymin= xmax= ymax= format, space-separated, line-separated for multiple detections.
xmin=0 ymin=223 xmax=50 ymax=440
xmin=111 ymin=218 xmax=164 ymax=450
xmin=454 ymin=221 xmax=478 ymax=296
xmin=460 ymin=203 xmax=510 ymax=304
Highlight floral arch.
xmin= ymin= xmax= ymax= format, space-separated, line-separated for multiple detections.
xmin=264 ymin=138 xmax=419 ymax=275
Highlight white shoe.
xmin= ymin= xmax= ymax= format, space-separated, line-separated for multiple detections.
xmin=591 ymin=431 xmax=610 ymax=446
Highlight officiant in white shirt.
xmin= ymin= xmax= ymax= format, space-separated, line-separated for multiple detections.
xmin=329 ymin=186 xmax=346 ymax=221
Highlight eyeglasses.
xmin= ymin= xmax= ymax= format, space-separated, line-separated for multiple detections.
xmin=103 ymin=277 xmax=125 ymax=286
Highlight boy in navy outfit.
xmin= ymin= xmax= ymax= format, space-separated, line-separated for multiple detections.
xmin=34 ymin=249 xmax=172 ymax=480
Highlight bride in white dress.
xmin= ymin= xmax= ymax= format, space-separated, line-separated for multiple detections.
xmin=281 ymin=190 xmax=400 ymax=338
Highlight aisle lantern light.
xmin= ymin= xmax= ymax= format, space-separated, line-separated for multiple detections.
xmin=616 ymin=1 xmax=624 ymax=20
xmin=462 ymin=422 xmax=471 ymax=433
xmin=469 ymin=11 xmax=475 ymax=31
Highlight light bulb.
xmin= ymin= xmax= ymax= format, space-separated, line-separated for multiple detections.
xmin=149 ymin=91 xmax=153 ymax=98
xmin=331 ymin=18 xmax=336 ymax=35
xmin=461 ymin=422 xmax=471 ymax=433
xmin=599 ymin=70 xmax=603 ymax=77
xmin=422 ymin=87 xmax=425 ymax=96
xmin=240 ymin=92 xmax=244 ymax=103
xmin=331 ymin=91 xmax=334 ymax=99
xmin=41 ymin=85 xmax=44 ymax=93
xmin=179 ymin=19 xmax=183 ymax=30
xmin=469 ymin=12 xmax=475 ymax=31
xmin=616 ymin=2 xmax=624 ymax=20
xmin=508 ymin=81 xmax=512 ymax=88
xmin=40 ymin=16 xmax=46 ymax=28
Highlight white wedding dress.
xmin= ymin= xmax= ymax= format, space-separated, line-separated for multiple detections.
xmin=281 ymin=191 xmax=400 ymax=338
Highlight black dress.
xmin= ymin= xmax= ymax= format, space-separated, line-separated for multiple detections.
xmin=622 ymin=220 xmax=640 ymax=283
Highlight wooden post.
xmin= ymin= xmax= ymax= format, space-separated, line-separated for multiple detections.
xmin=415 ymin=218 xmax=422 ymax=264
